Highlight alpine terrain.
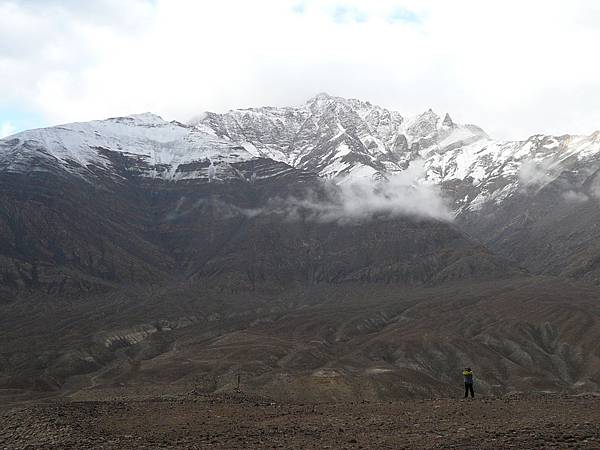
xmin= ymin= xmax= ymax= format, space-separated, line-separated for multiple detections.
xmin=1 ymin=93 xmax=600 ymax=411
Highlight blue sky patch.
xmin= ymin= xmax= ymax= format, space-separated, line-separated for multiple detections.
xmin=292 ymin=1 xmax=306 ymax=15
xmin=332 ymin=5 xmax=369 ymax=24
xmin=0 ymin=105 xmax=45 ymax=137
xmin=388 ymin=6 xmax=421 ymax=24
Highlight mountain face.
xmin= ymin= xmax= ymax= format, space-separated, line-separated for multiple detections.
xmin=197 ymin=93 xmax=488 ymax=184
xmin=0 ymin=149 xmax=511 ymax=299
xmin=197 ymin=93 xmax=600 ymax=214
xmin=195 ymin=94 xmax=600 ymax=283
xmin=0 ymin=113 xmax=260 ymax=182
xmin=4 ymin=93 xmax=599 ymax=219
xmin=2 ymin=94 xmax=600 ymax=399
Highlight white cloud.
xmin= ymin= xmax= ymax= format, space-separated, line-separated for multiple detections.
xmin=562 ymin=190 xmax=589 ymax=204
xmin=0 ymin=121 xmax=16 ymax=138
xmin=265 ymin=159 xmax=452 ymax=222
xmin=162 ymin=159 xmax=451 ymax=223
xmin=1 ymin=0 xmax=600 ymax=140
xmin=518 ymin=159 xmax=556 ymax=187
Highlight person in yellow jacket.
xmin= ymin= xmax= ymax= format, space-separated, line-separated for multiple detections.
xmin=463 ymin=367 xmax=474 ymax=398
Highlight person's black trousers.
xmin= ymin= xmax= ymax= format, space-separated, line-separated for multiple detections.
xmin=464 ymin=382 xmax=474 ymax=398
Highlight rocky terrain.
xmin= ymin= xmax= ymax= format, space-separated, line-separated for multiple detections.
xmin=1 ymin=391 xmax=599 ymax=449
xmin=4 ymin=93 xmax=600 ymax=284
xmin=2 ymin=278 xmax=600 ymax=403
xmin=199 ymin=93 xmax=600 ymax=284
xmin=1 ymin=94 xmax=600 ymax=408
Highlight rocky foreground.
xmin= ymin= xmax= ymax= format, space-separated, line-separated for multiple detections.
xmin=1 ymin=391 xmax=599 ymax=449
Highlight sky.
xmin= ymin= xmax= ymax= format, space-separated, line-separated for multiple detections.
xmin=1 ymin=0 xmax=600 ymax=140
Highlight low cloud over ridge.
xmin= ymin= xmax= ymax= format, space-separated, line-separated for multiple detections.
xmin=259 ymin=160 xmax=452 ymax=223
xmin=167 ymin=160 xmax=452 ymax=223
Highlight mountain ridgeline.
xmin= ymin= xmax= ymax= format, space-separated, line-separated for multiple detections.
xmin=1 ymin=94 xmax=600 ymax=400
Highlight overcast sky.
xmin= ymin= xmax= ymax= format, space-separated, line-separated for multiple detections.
xmin=1 ymin=0 xmax=600 ymax=140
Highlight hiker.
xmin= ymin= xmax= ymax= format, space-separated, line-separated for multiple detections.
xmin=463 ymin=367 xmax=474 ymax=398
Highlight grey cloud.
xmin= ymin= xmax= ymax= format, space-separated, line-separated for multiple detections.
xmin=518 ymin=159 xmax=555 ymax=187
xmin=252 ymin=160 xmax=452 ymax=223
xmin=164 ymin=161 xmax=451 ymax=224
xmin=562 ymin=190 xmax=589 ymax=204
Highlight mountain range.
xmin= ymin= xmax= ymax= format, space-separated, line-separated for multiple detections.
xmin=1 ymin=94 xmax=600 ymax=401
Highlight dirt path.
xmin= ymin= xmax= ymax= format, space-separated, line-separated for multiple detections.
xmin=1 ymin=392 xmax=599 ymax=448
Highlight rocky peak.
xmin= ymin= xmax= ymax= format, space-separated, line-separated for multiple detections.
xmin=107 ymin=112 xmax=167 ymax=127
xmin=442 ymin=113 xmax=454 ymax=128
xmin=306 ymin=93 xmax=378 ymax=118
xmin=308 ymin=92 xmax=333 ymax=102
xmin=406 ymin=109 xmax=440 ymax=138
xmin=306 ymin=92 xmax=336 ymax=111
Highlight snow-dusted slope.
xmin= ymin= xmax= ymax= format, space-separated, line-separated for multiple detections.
xmin=197 ymin=93 xmax=600 ymax=213
xmin=428 ymin=131 xmax=600 ymax=213
xmin=197 ymin=93 xmax=487 ymax=181
xmin=0 ymin=113 xmax=258 ymax=181
xmin=2 ymin=94 xmax=600 ymax=215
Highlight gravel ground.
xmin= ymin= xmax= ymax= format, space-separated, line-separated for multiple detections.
xmin=1 ymin=392 xmax=599 ymax=449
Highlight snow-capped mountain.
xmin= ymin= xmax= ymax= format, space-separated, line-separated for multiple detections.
xmin=196 ymin=93 xmax=600 ymax=214
xmin=0 ymin=113 xmax=264 ymax=182
xmin=4 ymin=94 xmax=600 ymax=398
xmin=2 ymin=93 xmax=600 ymax=217
xmin=197 ymin=92 xmax=490 ymax=183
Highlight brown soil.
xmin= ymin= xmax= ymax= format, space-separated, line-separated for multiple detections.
xmin=1 ymin=391 xmax=599 ymax=449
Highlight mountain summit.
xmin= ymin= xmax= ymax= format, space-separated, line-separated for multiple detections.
xmin=3 ymin=94 xmax=600 ymax=218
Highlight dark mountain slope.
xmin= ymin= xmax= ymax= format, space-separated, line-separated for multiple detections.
xmin=0 ymin=171 xmax=173 ymax=299
xmin=0 ymin=151 xmax=515 ymax=301
xmin=459 ymin=164 xmax=600 ymax=284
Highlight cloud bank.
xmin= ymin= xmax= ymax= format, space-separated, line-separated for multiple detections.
xmin=245 ymin=160 xmax=451 ymax=223
xmin=1 ymin=0 xmax=600 ymax=140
